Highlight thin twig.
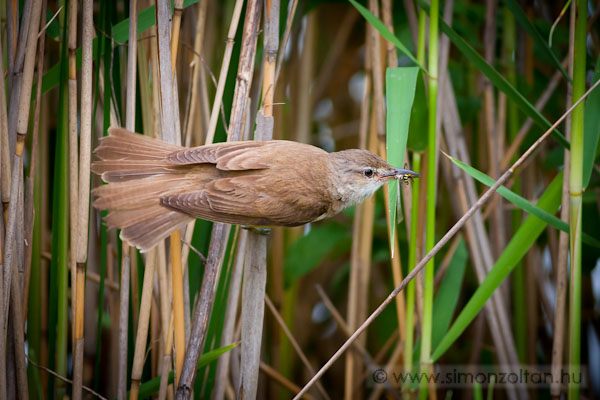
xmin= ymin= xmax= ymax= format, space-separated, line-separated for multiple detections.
xmin=27 ymin=356 xmax=109 ymax=400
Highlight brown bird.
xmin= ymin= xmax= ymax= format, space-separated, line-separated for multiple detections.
xmin=92 ymin=127 xmax=419 ymax=251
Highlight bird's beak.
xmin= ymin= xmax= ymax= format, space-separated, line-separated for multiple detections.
xmin=381 ymin=168 xmax=420 ymax=179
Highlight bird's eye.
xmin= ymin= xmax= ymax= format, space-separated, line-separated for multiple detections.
xmin=363 ymin=168 xmax=374 ymax=178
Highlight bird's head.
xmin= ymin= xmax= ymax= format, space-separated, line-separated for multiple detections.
xmin=328 ymin=149 xmax=419 ymax=206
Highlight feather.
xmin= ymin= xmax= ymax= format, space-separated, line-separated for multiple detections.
xmin=120 ymin=211 xmax=191 ymax=252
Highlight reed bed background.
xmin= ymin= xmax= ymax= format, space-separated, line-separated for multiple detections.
xmin=1 ymin=0 xmax=600 ymax=399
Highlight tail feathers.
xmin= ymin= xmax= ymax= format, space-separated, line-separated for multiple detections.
xmin=93 ymin=127 xmax=184 ymax=182
xmin=92 ymin=127 xmax=194 ymax=251
xmin=92 ymin=174 xmax=195 ymax=210
xmin=93 ymin=161 xmax=180 ymax=182
xmin=105 ymin=206 xmax=169 ymax=229
xmin=118 ymin=208 xmax=192 ymax=251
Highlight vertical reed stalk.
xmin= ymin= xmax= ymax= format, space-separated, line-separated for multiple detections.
xmin=117 ymin=247 xmax=131 ymax=400
xmin=568 ymin=0 xmax=586 ymax=398
xmin=420 ymin=0 xmax=439 ymax=396
xmin=404 ymin=151 xmax=421 ymax=376
xmin=130 ymin=250 xmax=157 ymax=400
xmin=66 ymin=0 xmax=83 ymax=397
xmin=0 ymin=27 xmax=10 ymax=400
xmin=116 ymin=0 xmax=135 ymax=394
xmin=167 ymin=0 xmax=186 ymax=387
xmin=238 ymin=1 xmax=280 ymax=398
xmin=552 ymin=2 xmax=575 ymax=396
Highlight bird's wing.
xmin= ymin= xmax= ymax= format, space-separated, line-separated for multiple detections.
xmin=159 ymin=175 xmax=329 ymax=226
xmin=166 ymin=140 xmax=291 ymax=171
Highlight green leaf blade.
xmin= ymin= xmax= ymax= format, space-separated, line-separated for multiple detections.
xmin=386 ymin=67 xmax=419 ymax=248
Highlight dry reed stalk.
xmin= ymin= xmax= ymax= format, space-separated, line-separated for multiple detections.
xmin=66 ymin=1 xmax=82 ymax=396
xmin=154 ymin=0 xmax=187 ymax=388
xmin=117 ymin=243 xmax=131 ymax=400
xmin=168 ymin=0 xmax=186 ymax=386
xmin=294 ymin=12 xmax=314 ymax=145
xmin=177 ymin=223 xmax=231 ymax=398
xmin=204 ymin=0 xmax=245 ymax=145
xmin=151 ymin=292 xmax=160 ymax=378
xmin=343 ymin=16 xmax=371 ymax=398
xmin=8 ymin=0 xmax=36 ymax=162
xmin=5 ymin=0 xmax=17 ymax=97
xmin=551 ymin=8 xmax=576 ymax=396
xmin=368 ymin=0 xmax=385 ymax=140
xmin=1 ymin=31 xmax=11 ymax=209
xmin=9 ymin=240 xmax=28 ymax=399
xmin=114 ymin=6 xmax=139 ymax=386
xmin=67 ymin=0 xmax=78 ymax=283
xmin=184 ymin=0 xmax=209 ymax=147
xmin=131 ymin=247 xmax=140 ymax=333
xmin=273 ymin=0 xmax=298 ymax=93
xmin=234 ymin=4 xmax=266 ymax=398
xmin=0 ymin=27 xmax=10 ymax=399
xmin=214 ymin=229 xmax=247 ymax=400
xmin=156 ymin=242 xmax=173 ymax=400
xmin=347 ymin=112 xmax=378 ymax=400
xmin=76 ymin=0 xmax=94 ymax=262
xmin=130 ymin=250 xmax=158 ymax=400
xmin=137 ymin=34 xmax=154 ymax=137
xmin=123 ymin=2 xmax=157 ymax=398
xmin=239 ymin=230 xmax=267 ymax=399
xmin=170 ymin=0 xmax=184 ymax=72
xmin=171 ymin=231 xmax=185 ymax=385
xmin=482 ymin=0 xmax=506 ymax=259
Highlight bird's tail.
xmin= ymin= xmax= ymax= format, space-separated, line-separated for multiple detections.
xmin=92 ymin=127 xmax=195 ymax=251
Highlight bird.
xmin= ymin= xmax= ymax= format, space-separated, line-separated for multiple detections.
xmin=92 ymin=127 xmax=419 ymax=251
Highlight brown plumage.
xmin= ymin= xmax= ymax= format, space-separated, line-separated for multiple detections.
xmin=92 ymin=127 xmax=418 ymax=251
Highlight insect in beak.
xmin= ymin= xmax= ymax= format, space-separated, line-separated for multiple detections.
xmin=388 ymin=168 xmax=419 ymax=185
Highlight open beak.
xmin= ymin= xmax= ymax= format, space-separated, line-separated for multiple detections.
xmin=381 ymin=168 xmax=420 ymax=179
